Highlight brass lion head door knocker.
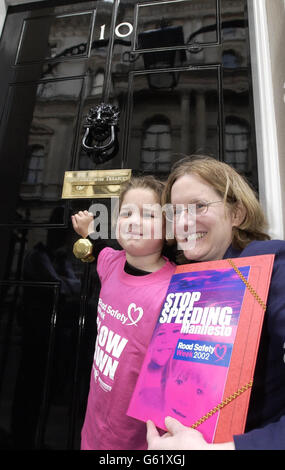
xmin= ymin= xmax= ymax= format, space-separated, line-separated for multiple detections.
xmin=82 ymin=103 xmax=120 ymax=164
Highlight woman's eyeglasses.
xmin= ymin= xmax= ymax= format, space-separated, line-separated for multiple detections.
xmin=165 ymin=201 xmax=223 ymax=222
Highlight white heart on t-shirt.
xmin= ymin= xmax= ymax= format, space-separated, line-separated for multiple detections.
xmin=126 ymin=303 xmax=144 ymax=326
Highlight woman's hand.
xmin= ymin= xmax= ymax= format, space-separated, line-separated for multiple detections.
xmin=147 ymin=417 xmax=209 ymax=450
xmin=71 ymin=210 xmax=94 ymax=238
xmin=146 ymin=417 xmax=235 ymax=450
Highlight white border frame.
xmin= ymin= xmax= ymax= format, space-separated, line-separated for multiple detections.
xmin=1 ymin=0 xmax=46 ymax=36
xmin=248 ymin=0 xmax=284 ymax=239
xmin=0 ymin=0 xmax=7 ymax=37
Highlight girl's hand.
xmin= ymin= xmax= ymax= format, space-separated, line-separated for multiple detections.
xmin=71 ymin=210 xmax=94 ymax=238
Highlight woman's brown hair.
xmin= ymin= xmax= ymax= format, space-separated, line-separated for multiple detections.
xmin=162 ymin=155 xmax=270 ymax=251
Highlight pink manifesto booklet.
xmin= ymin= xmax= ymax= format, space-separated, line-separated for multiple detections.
xmin=127 ymin=255 xmax=274 ymax=443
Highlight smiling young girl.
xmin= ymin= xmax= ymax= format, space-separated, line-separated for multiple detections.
xmin=71 ymin=176 xmax=175 ymax=450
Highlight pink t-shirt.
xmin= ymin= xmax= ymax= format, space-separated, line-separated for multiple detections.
xmin=81 ymin=247 xmax=175 ymax=450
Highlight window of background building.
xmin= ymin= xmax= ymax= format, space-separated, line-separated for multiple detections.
xmin=141 ymin=117 xmax=172 ymax=173
xmin=90 ymin=71 xmax=104 ymax=96
xmin=224 ymin=116 xmax=249 ymax=173
xmin=23 ymin=144 xmax=45 ymax=184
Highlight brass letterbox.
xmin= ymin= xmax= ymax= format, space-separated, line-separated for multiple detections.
xmin=61 ymin=169 xmax=132 ymax=199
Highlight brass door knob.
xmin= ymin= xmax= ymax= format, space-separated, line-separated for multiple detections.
xmin=73 ymin=238 xmax=95 ymax=263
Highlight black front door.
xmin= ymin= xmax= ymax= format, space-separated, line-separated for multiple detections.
xmin=0 ymin=0 xmax=257 ymax=449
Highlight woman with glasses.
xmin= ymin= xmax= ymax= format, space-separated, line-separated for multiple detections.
xmin=147 ymin=155 xmax=285 ymax=450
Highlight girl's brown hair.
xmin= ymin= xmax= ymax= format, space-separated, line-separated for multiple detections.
xmin=162 ymin=155 xmax=270 ymax=251
xmin=119 ymin=175 xmax=165 ymax=209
